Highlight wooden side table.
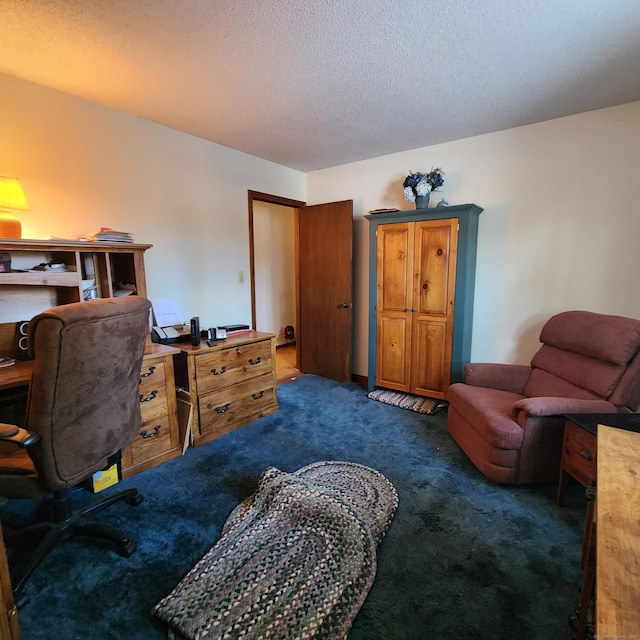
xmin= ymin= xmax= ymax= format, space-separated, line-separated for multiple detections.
xmin=557 ymin=413 xmax=640 ymax=506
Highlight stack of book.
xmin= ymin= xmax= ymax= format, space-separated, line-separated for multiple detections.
xmin=84 ymin=228 xmax=134 ymax=243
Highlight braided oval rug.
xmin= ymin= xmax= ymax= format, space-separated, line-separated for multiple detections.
xmin=151 ymin=461 xmax=398 ymax=640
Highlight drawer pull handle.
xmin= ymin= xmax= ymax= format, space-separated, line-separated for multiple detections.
xmin=140 ymin=425 xmax=161 ymax=439
xmin=140 ymin=366 xmax=156 ymax=379
xmin=578 ymin=448 xmax=593 ymax=461
xmin=215 ymin=403 xmax=231 ymax=413
xmin=139 ymin=389 xmax=158 ymax=403
xmin=252 ymin=391 xmax=264 ymax=400
xmin=248 ymin=357 xmax=262 ymax=366
xmin=211 ymin=366 xmax=227 ymax=376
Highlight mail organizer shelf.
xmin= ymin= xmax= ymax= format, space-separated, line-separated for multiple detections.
xmin=0 ymin=238 xmax=152 ymax=324
xmin=173 ymin=332 xmax=279 ymax=447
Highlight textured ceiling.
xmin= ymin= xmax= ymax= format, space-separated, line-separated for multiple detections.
xmin=1 ymin=0 xmax=640 ymax=172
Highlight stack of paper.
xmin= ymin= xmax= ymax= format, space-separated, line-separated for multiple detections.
xmin=84 ymin=228 xmax=134 ymax=243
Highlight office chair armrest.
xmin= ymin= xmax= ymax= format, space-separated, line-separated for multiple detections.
xmin=0 ymin=423 xmax=41 ymax=448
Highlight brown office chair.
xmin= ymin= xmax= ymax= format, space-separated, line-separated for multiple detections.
xmin=0 ymin=296 xmax=151 ymax=604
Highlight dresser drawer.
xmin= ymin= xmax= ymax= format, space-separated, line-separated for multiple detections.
xmin=561 ymin=420 xmax=596 ymax=487
xmin=195 ymin=340 xmax=272 ymax=395
xmin=122 ymin=346 xmax=182 ymax=479
xmin=139 ymin=359 xmax=167 ymax=403
xmin=197 ymin=373 xmax=277 ymax=443
xmin=127 ymin=413 xmax=174 ymax=467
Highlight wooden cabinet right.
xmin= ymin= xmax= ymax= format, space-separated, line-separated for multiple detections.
xmin=173 ymin=332 xmax=279 ymax=448
xmin=366 ymin=204 xmax=483 ymax=399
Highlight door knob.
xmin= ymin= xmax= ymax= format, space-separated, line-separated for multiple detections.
xmin=339 ymin=303 xmax=351 ymax=308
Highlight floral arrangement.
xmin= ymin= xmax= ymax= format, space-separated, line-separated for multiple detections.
xmin=403 ymin=167 xmax=445 ymax=202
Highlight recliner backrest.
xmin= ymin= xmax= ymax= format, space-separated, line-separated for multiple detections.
xmin=24 ymin=297 xmax=151 ymax=492
xmin=522 ymin=310 xmax=640 ymax=409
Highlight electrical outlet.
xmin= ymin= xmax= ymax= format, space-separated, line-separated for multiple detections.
xmin=238 ymin=270 xmax=245 ymax=283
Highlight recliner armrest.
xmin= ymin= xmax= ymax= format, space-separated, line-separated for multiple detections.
xmin=0 ymin=423 xmax=40 ymax=448
xmin=464 ymin=363 xmax=532 ymax=394
xmin=510 ymin=397 xmax=617 ymax=420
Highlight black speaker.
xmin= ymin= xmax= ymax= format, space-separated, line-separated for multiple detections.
xmin=190 ymin=316 xmax=200 ymax=346
xmin=15 ymin=320 xmax=31 ymax=360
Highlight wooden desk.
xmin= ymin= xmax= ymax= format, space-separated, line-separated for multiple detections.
xmin=596 ymin=425 xmax=640 ymax=638
xmin=0 ymin=343 xmax=183 ymax=478
xmin=0 ymin=361 xmax=31 ymax=392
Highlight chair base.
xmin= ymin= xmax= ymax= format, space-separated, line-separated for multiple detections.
xmin=5 ymin=486 xmax=143 ymax=606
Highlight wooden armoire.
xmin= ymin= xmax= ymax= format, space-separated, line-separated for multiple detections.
xmin=365 ymin=204 xmax=483 ymax=399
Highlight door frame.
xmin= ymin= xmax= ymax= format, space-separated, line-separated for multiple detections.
xmin=247 ymin=190 xmax=305 ymax=355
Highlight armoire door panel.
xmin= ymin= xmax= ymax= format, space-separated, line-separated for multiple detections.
xmin=411 ymin=318 xmax=448 ymax=398
xmin=411 ymin=218 xmax=458 ymax=397
xmin=376 ymin=315 xmax=410 ymax=390
xmin=377 ymin=223 xmax=413 ymax=312
xmin=414 ymin=220 xmax=457 ymax=316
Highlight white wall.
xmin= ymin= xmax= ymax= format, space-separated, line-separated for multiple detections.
xmin=3 ymin=71 xmax=639 ymax=381
xmin=0 ymin=72 xmax=305 ymax=329
xmin=306 ymin=102 xmax=640 ymax=377
xmin=253 ymin=201 xmax=296 ymax=345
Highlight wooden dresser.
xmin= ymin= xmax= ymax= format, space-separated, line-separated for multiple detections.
xmin=173 ymin=332 xmax=278 ymax=447
xmin=121 ymin=343 xmax=182 ymax=478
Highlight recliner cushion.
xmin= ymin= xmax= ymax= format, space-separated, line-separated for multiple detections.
xmin=540 ymin=310 xmax=640 ymax=365
xmin=446 ymin=383 xmax=525 ymax=450
xmin=524 ymin=345 xmax=624 ymax=399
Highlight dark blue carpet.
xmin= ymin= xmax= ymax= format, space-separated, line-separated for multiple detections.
xmin=3 ymin=375 xmax=584 ymax=639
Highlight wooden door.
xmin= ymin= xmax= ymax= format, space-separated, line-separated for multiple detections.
xmin=298 ymin=200 xmax=353 ymax=383
xmin=376 ymin=222 xmax=413 ymax=392
xmin=410 ymin=219 xmax=458 ymax=399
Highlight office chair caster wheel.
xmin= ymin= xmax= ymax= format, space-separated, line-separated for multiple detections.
xmin=120 ymin=540 xmax=137 ymax=557
xmin=126 ymin=491 xmax=144 ymax=507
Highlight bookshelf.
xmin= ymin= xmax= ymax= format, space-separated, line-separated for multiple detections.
xmin=0 ymin=238 xmax=152 ymax=328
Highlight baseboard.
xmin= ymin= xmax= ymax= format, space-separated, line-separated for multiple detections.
xmin=351 ymin=373 xmax=367 ymax=386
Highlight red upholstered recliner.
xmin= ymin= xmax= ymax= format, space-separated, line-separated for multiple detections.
xmin=446 ymin=311 xmax=640 ymax=484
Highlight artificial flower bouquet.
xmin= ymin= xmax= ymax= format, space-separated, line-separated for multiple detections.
xmin=403 ymin=167 xmax=444 ymax=202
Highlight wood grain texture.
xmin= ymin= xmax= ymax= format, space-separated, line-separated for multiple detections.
xmin=596 ymin=424 xmax=640 ymax=637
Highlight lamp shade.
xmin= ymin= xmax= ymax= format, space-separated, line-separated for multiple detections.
xmin=0 ymin=175 xmax=29 ymax=239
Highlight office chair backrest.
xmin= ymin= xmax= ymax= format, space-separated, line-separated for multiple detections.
xmin=24 ymin=297 xmax=151 ymax=492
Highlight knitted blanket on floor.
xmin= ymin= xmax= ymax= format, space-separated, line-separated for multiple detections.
xmin=151 ymin=461 xmax=398 ymax=640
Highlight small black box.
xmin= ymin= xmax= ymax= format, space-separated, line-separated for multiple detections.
xmin=0 ymin=253 xmax=10 ymax=273
xmin=190 ymin=317 xmax=200 ymax=346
